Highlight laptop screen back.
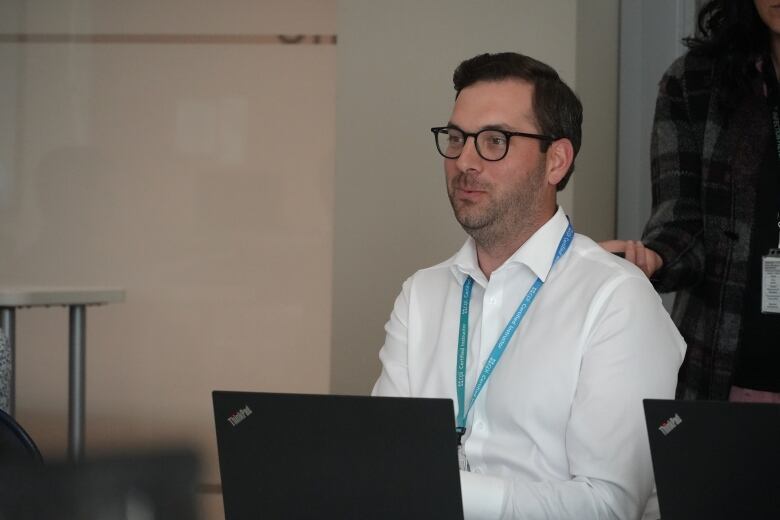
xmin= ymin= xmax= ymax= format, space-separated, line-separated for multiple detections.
xmin=213 ymin=391 xmax=463 ymax=520
xmin=644 ymin=399 xmax=780 ymax=519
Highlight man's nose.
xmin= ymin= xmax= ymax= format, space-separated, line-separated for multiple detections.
xmin=455 ymin=135 xmax=482 ymax=171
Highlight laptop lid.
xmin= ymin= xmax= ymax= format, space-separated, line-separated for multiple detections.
xmin=213 ymin=391 xmax=464 ymax=520
xmin=643 ymin=398 xmax=780 ymax=519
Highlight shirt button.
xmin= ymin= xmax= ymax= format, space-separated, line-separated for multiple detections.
xmin=488 ymin=297 xmax=497 ymax=305
xmin=475 ymin=421 xmax=485 ymax=431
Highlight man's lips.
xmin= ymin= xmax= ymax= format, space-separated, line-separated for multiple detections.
xmin=451 ymin=172 xmax=489 ymax=200
xmin=454 ymin=187 xmax=487 ymax=201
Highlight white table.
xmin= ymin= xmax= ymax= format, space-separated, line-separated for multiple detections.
xmin=0 ymin=287 xmax=125 ymax=460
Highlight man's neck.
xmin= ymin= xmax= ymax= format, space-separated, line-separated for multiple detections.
xmin=772 ymin=34 xmax=780 ymax=81
xmin=475 ymin=207 xmax=557 ymax=279
xmin=476 ymin=233 xmax=533 ymax=279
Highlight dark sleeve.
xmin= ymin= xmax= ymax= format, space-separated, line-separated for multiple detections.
xmin=642 ymin=55 xmax=708 ymax=293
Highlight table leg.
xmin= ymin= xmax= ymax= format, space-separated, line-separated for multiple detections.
xmin=1 ymin=307 xmax=15 ymax=416
xmin=69 ymin=305 xmax=86 ymax=461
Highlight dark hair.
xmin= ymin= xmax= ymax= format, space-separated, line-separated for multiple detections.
xmin=684 ymin=0 xmax=770 ymax=107
xmin=452 ymin=52 xmax=583 ymax=191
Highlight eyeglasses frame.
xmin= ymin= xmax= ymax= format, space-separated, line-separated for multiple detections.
xmin=430 ymin=125 xmax=557 ymax=161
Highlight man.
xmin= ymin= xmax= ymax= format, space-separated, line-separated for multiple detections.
xmin=372 ymin=52 xmax=685 ymax=519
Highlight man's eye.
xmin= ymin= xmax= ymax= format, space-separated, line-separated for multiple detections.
xmin=480 ymin=133 xmax=507 ymax=148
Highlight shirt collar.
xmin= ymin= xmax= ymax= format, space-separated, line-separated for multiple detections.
xmin=449 ymin=206 xmax=570 ymax=284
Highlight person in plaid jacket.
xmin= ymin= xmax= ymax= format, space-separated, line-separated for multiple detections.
xmin=603 ymin=0 xmax=780 ymax=402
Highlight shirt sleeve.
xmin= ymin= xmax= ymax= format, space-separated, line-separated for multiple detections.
xmin=458 ymin=275 xmax=685 ymax=520
xmin=642 ymin=55 xmax=707 ymax=293
xmin=371 ymin=278 xmax=412 ymax=397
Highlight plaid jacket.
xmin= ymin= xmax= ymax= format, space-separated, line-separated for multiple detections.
xmin=642 ymin=52 xmax=772 ymax=400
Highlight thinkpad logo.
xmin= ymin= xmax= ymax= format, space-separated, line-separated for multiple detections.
xmin=228 ymin=405 xmax=253 ymax=427
xmin=658 ymin=413 xmax=682 ymax=435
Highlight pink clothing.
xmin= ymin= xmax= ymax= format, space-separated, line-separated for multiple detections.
xmin=729 ymin=385 xmax=780 ymax=403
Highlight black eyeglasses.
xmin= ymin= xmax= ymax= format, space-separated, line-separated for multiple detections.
xmin=430 ymin=126 xmax=556 ymax=161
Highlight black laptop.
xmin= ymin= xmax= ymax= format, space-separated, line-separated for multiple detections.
xmin=643 ymin=399 xmax=780 ymax=519
xmin=212 ymin=391 xmax=464 ymax=520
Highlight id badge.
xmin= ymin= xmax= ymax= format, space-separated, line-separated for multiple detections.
xmin=761 ymin=249 xmax=780 ymax=314
xmin=457 ymin=442 xmax=470 ymax=472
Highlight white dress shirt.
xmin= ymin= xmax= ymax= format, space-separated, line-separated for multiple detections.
xmin=372 ymin=208 xmax=685 ymax=520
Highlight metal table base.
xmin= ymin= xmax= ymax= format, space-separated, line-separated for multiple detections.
xmin=0 ymin=288 xmax=124 ymax=461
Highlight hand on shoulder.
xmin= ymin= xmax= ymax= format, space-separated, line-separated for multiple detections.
xmin=599 ymin=240 xmax=663 ymax=278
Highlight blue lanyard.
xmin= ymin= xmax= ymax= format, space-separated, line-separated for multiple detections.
xmin=455 ymin=223 xmax=574 ymax=439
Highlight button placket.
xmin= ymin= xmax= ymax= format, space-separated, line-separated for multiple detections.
xmin=479 ymin=278 xmax=503 ymax=368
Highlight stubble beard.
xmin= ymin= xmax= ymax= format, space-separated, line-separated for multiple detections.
xmin=448 ymin=164 xmax=547 ymax=251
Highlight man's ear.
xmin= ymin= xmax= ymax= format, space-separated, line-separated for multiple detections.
xmin=545 ymin=138 xmax=574 ymax=187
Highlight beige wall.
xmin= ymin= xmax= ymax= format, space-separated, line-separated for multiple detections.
xmin=331 ymin=0 xmax=619 ymax=395
xmin=574 ymin=0 xmax=619 ymax=241
xmin=1 ymin=2 xmax=336 ymax=518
